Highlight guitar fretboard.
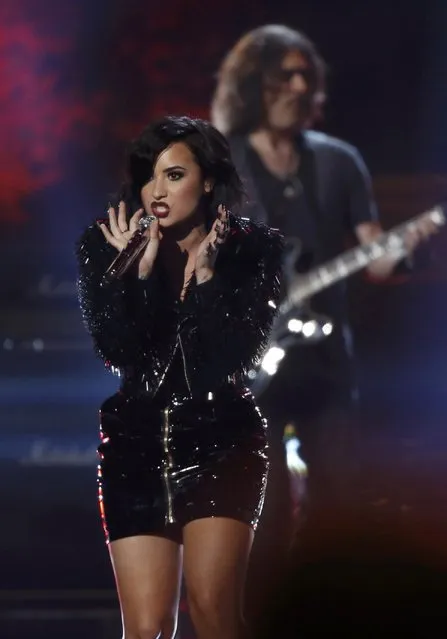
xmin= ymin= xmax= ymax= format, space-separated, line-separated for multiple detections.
xmin=280 ymin=205 xmax=445 ymax=314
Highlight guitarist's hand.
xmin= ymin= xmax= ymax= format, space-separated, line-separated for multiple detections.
xmin=403 ymin=215 xmax=440 ymax=254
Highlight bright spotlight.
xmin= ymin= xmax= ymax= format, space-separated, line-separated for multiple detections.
xmin=302 ymin=321 xmax=317 ymax=338
xmin=287 ymin=318 xmax=303 ymax=333
xmin=260 ymin=346 xmax=286 ymax=376
xmin=322 ymin=322 xmax=333 ymax=336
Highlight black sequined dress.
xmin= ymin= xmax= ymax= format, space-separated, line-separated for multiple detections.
xmin=76 ymin=214 xmax=283 ymax=543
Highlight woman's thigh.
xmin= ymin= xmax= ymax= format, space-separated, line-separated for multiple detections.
xmin=109 ymin=534 xmax=183 ymax=632
xmin=182 ymin=517 xmax=253 ymax=610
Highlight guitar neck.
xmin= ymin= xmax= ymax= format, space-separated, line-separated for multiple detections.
xmin=282 ymin=205 xmax=445 ymax=312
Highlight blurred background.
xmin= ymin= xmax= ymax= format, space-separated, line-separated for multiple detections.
xmin=1 ymin=0 xmax=447 ymax=637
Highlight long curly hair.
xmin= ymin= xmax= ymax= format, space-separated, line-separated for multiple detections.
xmin=211 ymin=24 xmax=327 ymax=136
xmin=116 ymin=115 xmax=245 ymax=226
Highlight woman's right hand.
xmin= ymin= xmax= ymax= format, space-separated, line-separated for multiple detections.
xmin=99 ymin=201 xmax=160 ymax=279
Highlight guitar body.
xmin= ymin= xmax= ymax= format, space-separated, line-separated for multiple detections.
xmin=270 ymin=301 xmax=333 ymax=344
xmin=247 ymin=204 xmax=446 ymax=398
xmin=246 ymin=303 xmax=333 ymax=398
xmin=278 ymin=236 xmax=335 ymax=344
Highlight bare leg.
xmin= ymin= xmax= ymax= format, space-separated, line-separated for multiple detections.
xmin=109 ymin=535 xmax=182 ymax=639
xmin=183 ymin=517 xmax=254 ymax=639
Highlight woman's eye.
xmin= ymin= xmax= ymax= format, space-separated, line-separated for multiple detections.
xmin=168 ymin=171 xmax=183 ymax=181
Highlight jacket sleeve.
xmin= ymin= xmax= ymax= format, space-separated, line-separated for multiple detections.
xmin=75 ymin=223 xmax=156 ymax=369
xmin=181 ymin=222 xmax=284 ymax=385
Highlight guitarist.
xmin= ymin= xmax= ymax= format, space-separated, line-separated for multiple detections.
xmin=211 ymin=23 xmax=438 ymax=626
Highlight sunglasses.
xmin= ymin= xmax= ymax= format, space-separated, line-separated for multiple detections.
xmin=274 ymin=67 xmax=314 ymax=84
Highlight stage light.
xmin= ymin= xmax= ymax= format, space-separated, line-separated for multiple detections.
xmin=302 ymin=320 xmax=317 ymax=337
xmin=260 ymin=345 xmax=286 ymax=376
xmin=322 ymin=322 xmax=333 ymax=336
xmin=287 ymin=318 xmax=303 ymax=333
xmin=285 ymin=436 xmax=307 ymax=477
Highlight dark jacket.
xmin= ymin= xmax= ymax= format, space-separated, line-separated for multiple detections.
xmin=76 ymin=213 xmax=283 ymax=397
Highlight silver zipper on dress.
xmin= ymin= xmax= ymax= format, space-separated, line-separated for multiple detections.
xmin=152 ymin=340 xmax=179 ymax=395
xmin=178 ymin=333 xmax=192 ymax=395
xmin=162 ymin=407 xmax=175 ymax=524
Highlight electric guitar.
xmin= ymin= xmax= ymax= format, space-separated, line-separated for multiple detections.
xmin=247 ymin=203 xmax=446 ymax=396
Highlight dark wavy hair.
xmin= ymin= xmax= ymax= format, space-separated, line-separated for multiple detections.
xmin=211 ymin=24 xmax=327 ymax=136
xmin=117 ymin=115 xmax=245 ymax=226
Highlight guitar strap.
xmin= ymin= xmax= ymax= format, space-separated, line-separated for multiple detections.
xmin=296 ymin=133 xmax=327 ymax=267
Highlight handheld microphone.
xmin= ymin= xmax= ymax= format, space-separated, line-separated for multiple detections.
xmin=102 ymin=214 xmax=156 ymax=285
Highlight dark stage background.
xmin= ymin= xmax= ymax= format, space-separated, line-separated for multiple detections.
xmin=1 ymin=1 xmax=447 ymax=637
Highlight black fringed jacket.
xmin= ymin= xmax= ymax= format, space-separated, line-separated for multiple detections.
xmin=76 ymin=213 xmax=283 ymax=397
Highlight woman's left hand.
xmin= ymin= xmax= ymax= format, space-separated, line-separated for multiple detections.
xmin=195 ymin=205 xmax=230 ymax=284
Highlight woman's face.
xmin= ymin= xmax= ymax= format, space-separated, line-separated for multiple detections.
xmin=140 ymin=141 xmax=212 ymax=229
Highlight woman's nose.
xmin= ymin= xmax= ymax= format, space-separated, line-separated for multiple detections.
xmin=152 ymin=177 xmax=167 ymax=199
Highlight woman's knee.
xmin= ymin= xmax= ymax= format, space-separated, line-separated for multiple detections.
xmin=187 ymin=587 xmax=241 ymax=630
xmin=123 ymin=614 xmax=177 ymax=639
